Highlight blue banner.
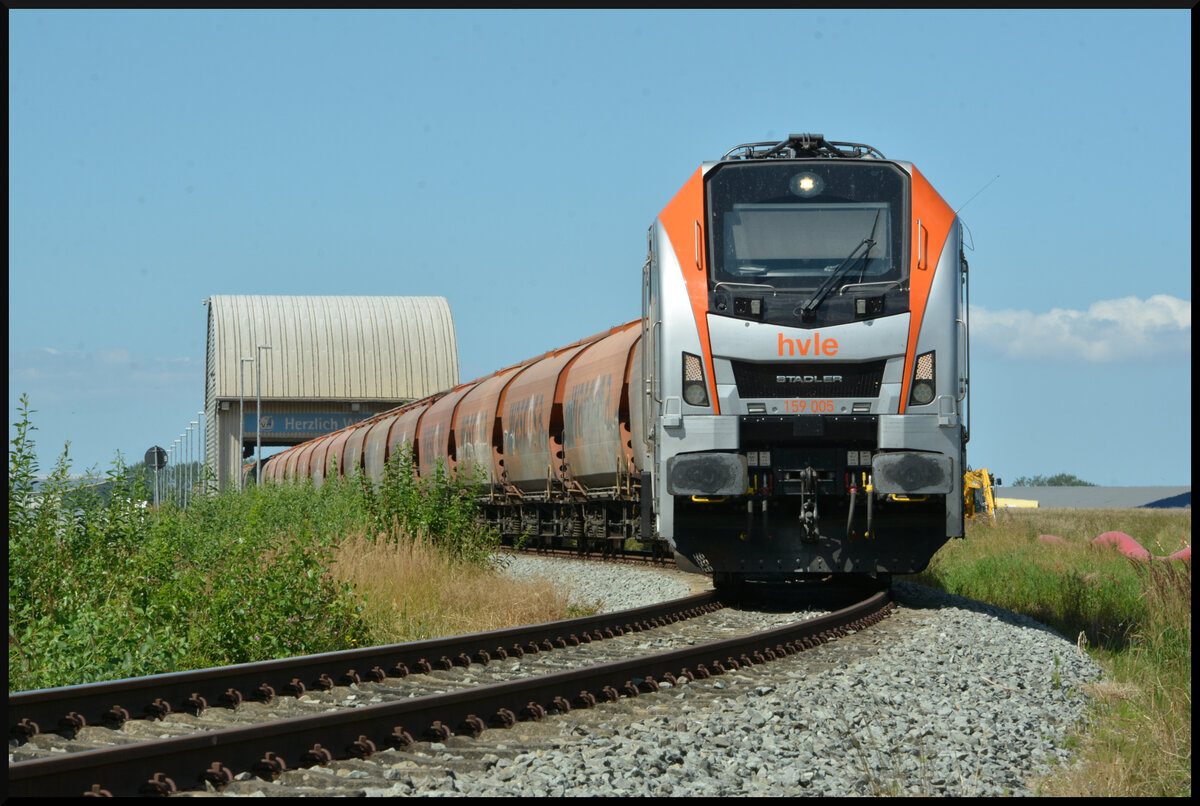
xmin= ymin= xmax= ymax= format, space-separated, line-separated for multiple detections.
xmin=244 ymin=413 xmax=368 ymax=435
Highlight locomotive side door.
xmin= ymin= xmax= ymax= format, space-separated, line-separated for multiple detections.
xmin=640 ymin=227 xmax=662 ymax=535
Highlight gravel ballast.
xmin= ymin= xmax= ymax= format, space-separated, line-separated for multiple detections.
xmin=347 ymin=557 xmax=1101 ymax=797
xmin=495 ymin=554 xmax=698 ymax=613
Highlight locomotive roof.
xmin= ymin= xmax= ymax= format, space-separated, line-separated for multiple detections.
xmin=720 ymin=133 xmax=886 ymax=162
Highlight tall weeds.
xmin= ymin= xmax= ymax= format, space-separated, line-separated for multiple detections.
xmin=357 ymin=446 xmax=498 ymax=567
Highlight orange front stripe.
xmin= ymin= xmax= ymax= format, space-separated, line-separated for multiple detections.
xmin=658 ymin=168 xmax=720 ymax=414
xmin=901 ymin=165 xmax=956 ymax=412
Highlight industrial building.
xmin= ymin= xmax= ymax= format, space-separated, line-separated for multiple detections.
xmin=203 ymin=295 xmax=458 ymax=491
xmin=993 ymin=486 xmax=1191 ymax=509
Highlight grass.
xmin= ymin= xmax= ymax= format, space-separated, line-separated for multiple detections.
xmin=903 ymin=507 xmax=1191 ymax=797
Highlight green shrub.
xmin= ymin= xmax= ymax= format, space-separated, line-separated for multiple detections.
xmin=358 ymin=446 xmax=500 ymax=566
xmin=8 ymin=398 xmax=505 ymax=691
xmin=9 ymin=401 xmax=425 ymax=690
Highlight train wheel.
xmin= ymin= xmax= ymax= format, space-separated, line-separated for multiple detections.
xmin=712 ymin=572 xmax=748 ymax=599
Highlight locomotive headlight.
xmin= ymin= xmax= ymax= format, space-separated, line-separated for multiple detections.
xmin=908 ymin=351 xmax=936 ymax=407
xmin=790 ymin=171 xmax=824 ymax=198
xmin=682 ymin=352 xmax=710 ymax=407
xmin=684 ymin=382 xmax=709 ymax=406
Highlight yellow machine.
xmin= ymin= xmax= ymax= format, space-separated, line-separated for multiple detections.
xmin=963 ymin=468 xmax=1000 ymax=523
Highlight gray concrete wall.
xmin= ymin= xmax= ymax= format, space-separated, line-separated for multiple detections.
xmin=994 ymin=487 xmax=1191 ymax=509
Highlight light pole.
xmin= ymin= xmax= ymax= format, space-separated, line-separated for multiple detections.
xmin=239 ymin=357 xmax=254 ymax=492
xmin=185 ymin=423 xmax=195 ymax=507
xmin=191 ymin=424 xmax=198 ymax=505
xmin=197 ymin=411 xmax=205 ymax=495
xmin=166 ymin=445 xmax=173 ymax=505
xmin=256 ymin=344 xmax=272 ymax=485
xmin=174 ymin=438 xmax=182 ymax=504
xmin=189 ymin=420 xmax=199 ymax=503
xmin=180 ymin=435 xmax=186 ymax=503
xmin=185 ymin=426 xmax=191 ymax=506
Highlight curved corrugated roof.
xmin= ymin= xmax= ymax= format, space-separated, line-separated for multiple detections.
xmin=206 ymin=295 xmax=458 ymax=400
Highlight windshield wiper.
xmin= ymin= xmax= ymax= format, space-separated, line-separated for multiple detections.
xmin=795 ymin=211 xmax=880 ymax=321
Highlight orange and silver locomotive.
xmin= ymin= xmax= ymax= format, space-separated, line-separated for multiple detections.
xmin=261 ymin=133 xmax=971 ymax=586
xmin=643 ymin=133 xmax=969 ymax=585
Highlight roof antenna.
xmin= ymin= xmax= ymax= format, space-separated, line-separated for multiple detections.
xmin=955 ymin=174 xmax=1000 ymax=216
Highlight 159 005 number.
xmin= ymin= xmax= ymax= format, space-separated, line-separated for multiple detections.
xmin=785 ymin=399 xmax=834 ymax=413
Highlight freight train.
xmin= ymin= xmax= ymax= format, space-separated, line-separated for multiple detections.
xmin=261 ymin=133 xmax=970 ymax=587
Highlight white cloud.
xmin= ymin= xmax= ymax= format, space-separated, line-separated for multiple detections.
xmin=970 ymin=295 xmax=1190 ymax=362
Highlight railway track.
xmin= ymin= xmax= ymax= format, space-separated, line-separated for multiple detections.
xmin=8 ymin=586 xmax=892 ymax=797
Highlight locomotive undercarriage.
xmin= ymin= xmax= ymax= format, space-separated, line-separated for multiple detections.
xmin=669 ymin=414 xmax=955 ymax=583
xmin=673 ymin=492 xmax=946 ymax=583
xmin=482 ymin=486 xmax=654 ymax=557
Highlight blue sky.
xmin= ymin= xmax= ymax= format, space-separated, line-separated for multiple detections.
xmin=9 ymin=10 xmax=1191 ymax=486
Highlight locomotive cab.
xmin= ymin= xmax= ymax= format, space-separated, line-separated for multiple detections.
xmin=706 ymin=156 xmax=910 ymax=331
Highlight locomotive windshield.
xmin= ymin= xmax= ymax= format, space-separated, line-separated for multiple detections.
xmin=706 ymin=162 xmax=908 ymax=293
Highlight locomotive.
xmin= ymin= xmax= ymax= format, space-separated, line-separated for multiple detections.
xmin=261 ymin=133 xmax=970 ymax=587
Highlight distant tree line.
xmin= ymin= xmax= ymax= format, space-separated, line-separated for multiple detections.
xmin=1009 ymin=473 xmax=1097 ymax=487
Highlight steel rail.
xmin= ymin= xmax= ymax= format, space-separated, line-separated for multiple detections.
xmin=8 ymin=591 xmax=722 ymax=743
xmin=8 ymin=589 xmax=890 ymax=797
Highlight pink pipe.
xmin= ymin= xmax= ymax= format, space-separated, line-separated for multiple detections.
xmin=1092 ymin=531 xmax=1153 ymax=559
xmin=1166 ymin=545 xmax=1191 ymax=562
xmin=1091 ymin=531 xmax=1190 ymax=562
xmin=1035 ymin=532 xmax=1190 ymax=562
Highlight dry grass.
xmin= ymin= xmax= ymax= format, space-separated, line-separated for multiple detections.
xmin=329 ymin=529 xmax=575 ymax=643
